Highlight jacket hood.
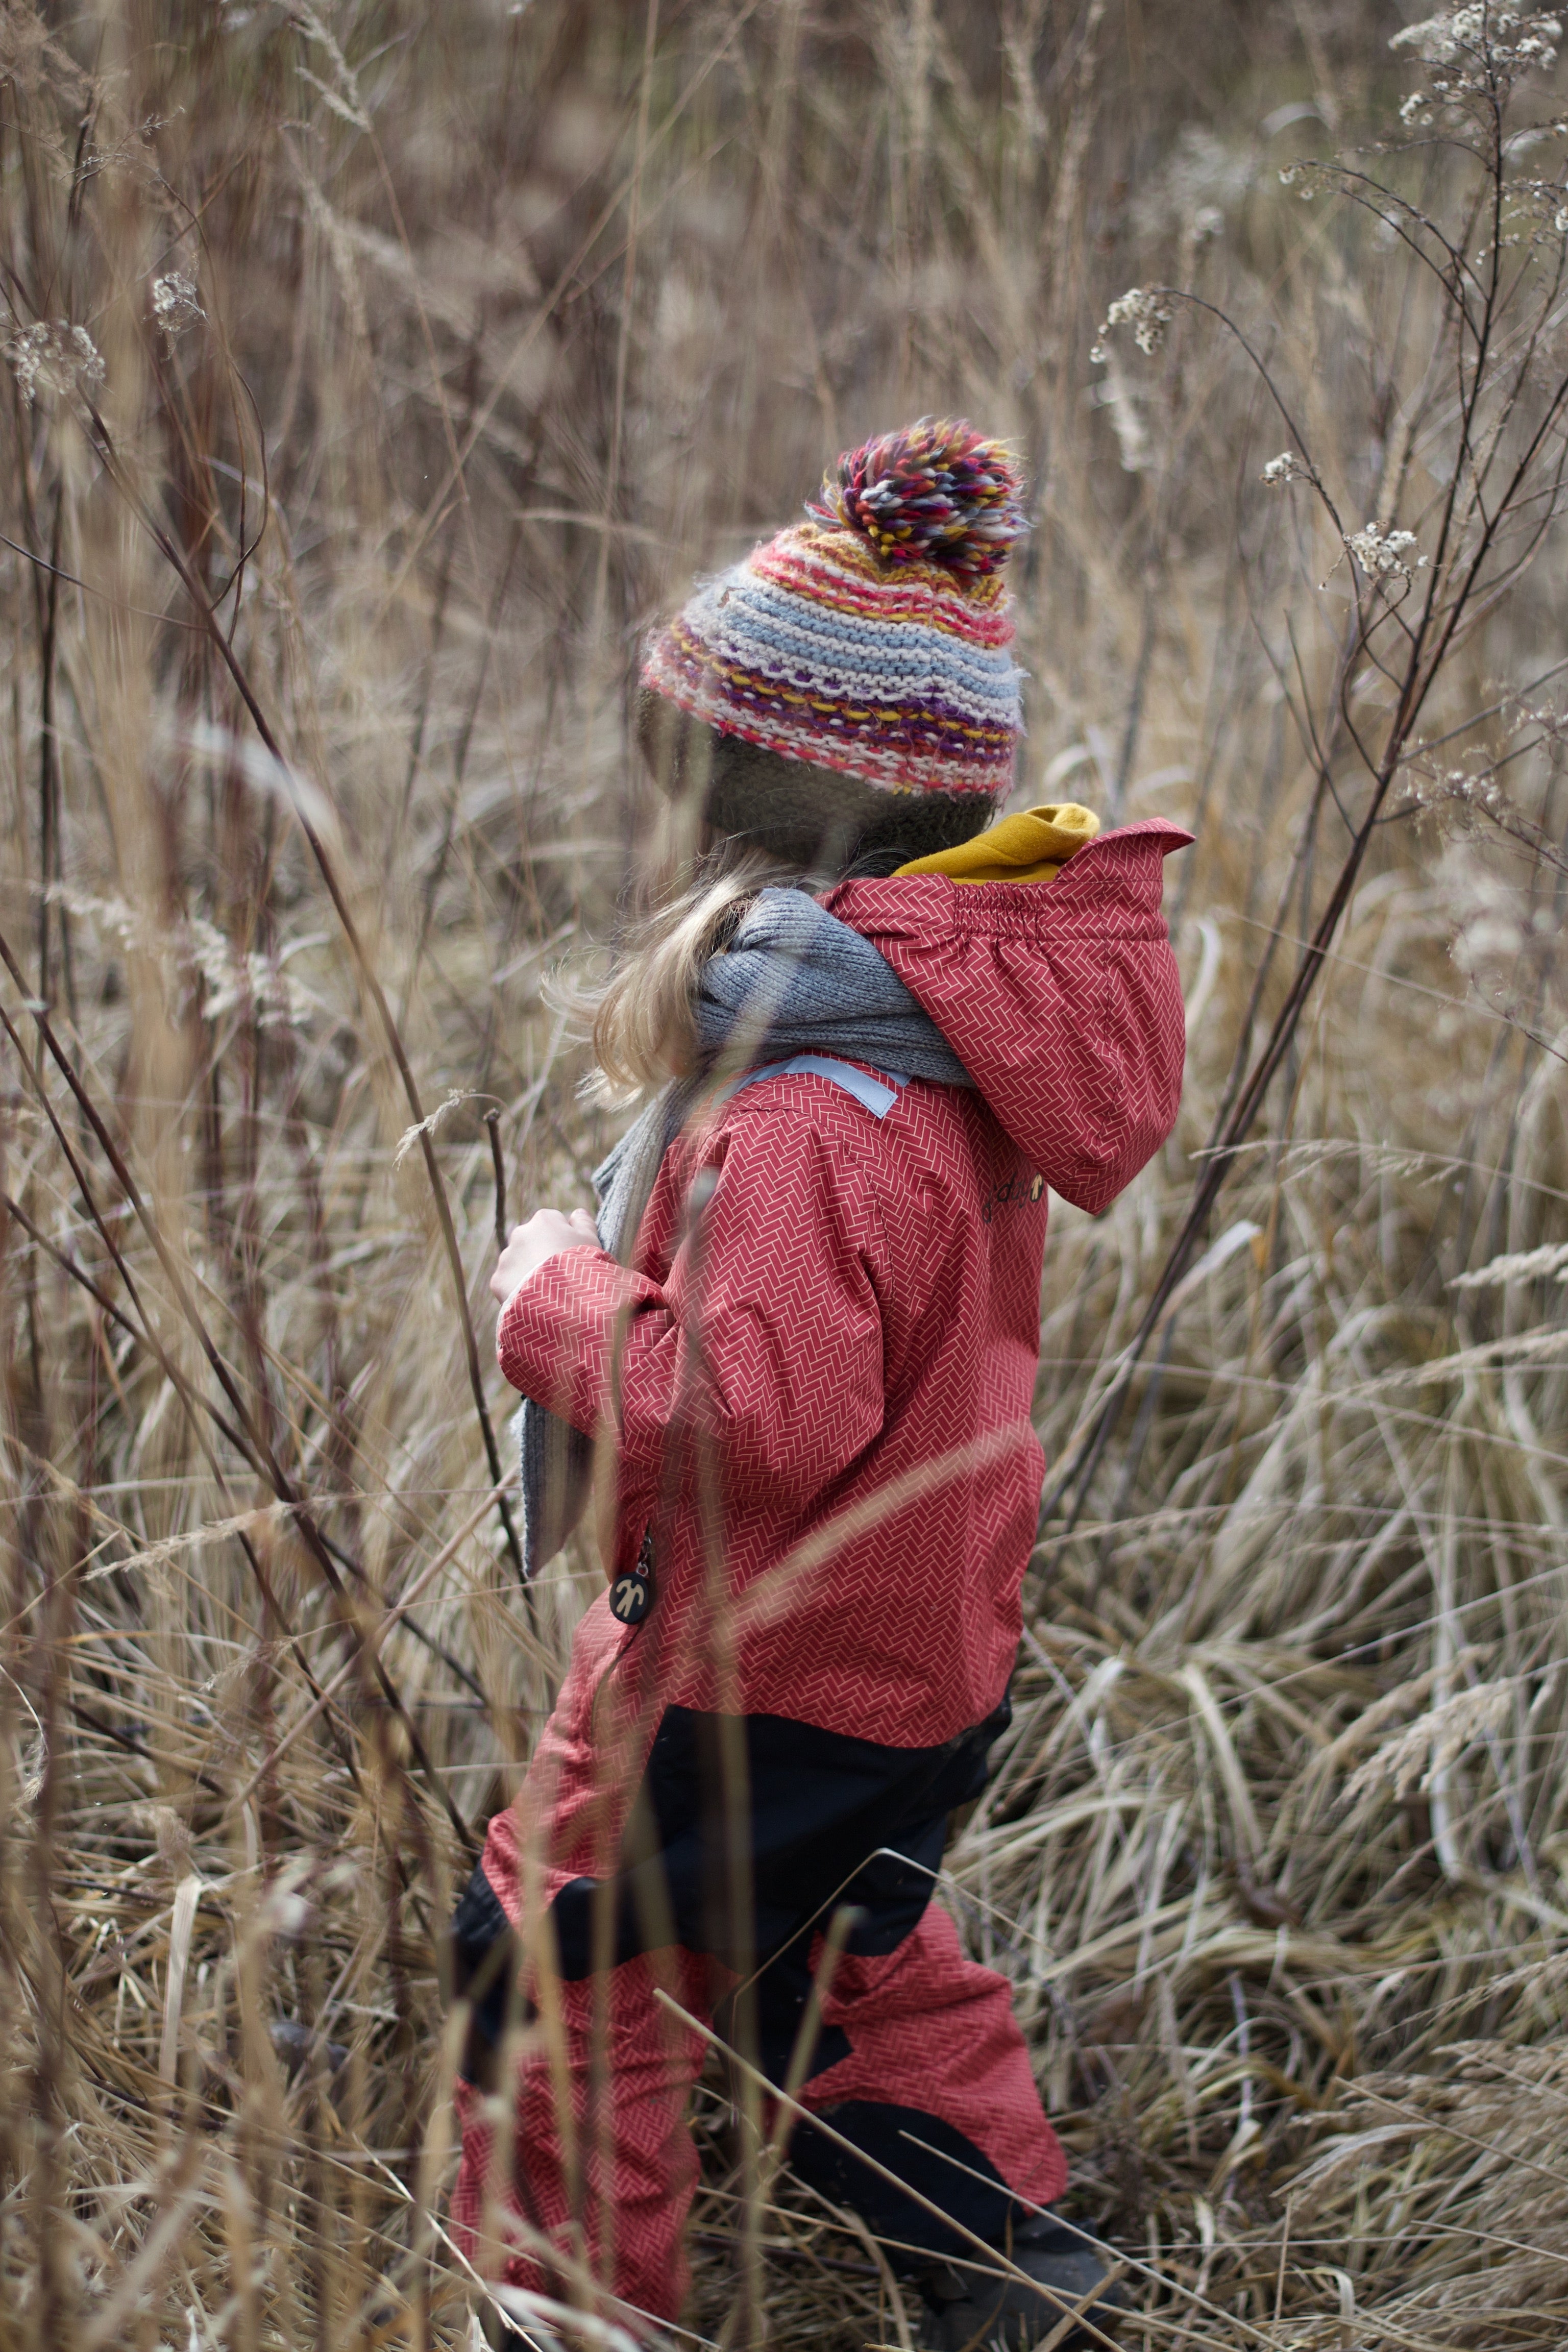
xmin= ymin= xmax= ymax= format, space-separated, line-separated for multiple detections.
xmin=826 ymin=818 xmax=1191 ymax=1215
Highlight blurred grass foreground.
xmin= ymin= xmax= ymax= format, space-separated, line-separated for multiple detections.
xmin=3 ymin=2 xmax=1568 ymax=2346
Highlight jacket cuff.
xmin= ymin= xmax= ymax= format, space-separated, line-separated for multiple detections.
xmin=496 ymin=1249 xmax=662 ymax=1435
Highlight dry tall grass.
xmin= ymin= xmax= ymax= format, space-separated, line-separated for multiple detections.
xmin=2 ymin=3 xmax=1566 ymax=2347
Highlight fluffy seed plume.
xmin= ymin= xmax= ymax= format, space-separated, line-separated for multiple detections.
xmin=1262 ymin=450 xmax=1314 ymax=486
xmin=5 ymin=318 xmax=105 ymax=406
xmin=152 ymin=272 xmax=205 ymax=341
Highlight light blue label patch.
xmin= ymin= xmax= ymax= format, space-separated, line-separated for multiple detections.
xmin=728 ymin=1055 xmax=910 ymax=1119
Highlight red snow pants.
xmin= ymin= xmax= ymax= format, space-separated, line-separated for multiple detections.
xmin=449 ymin=1601 xmax=1066 ymax=2333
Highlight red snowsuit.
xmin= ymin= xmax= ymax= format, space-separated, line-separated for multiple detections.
xmin=451 ymin=821 xmax=1188 ymax=2333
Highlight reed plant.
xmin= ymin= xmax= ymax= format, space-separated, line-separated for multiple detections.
xmin=1 ymin=2 xmax=1565 ymax=2345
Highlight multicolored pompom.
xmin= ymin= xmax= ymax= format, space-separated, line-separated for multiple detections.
xmin=641 ymin=417 xmax=1027 ymax=798
xmin=806 ymin=416 xmax=1028 ymax=580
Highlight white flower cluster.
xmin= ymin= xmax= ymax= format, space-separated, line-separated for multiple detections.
xmin=1493 ymin=176 xmax=1568 ymax=244
xmin=1346 ymin=521 xmax=1423 ymax=578
xmin=1091 ymin=287 xmax=1176 ymax=362
xmin=1428 ymin=764 xmax=1509 ymax=813
xmin=1391 ymin=7 xmax=1561 ymax=109
xmin=5 ymin=319 xmax=105 ymax=407
xmin=1261 ymin=450 xmax=1313 ymax=486
xmin=152 ymin=273 xmax=204 ymax=341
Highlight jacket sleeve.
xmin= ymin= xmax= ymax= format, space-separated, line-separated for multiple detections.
xmin=497 ymin=1107 xmax=887 ymax=1521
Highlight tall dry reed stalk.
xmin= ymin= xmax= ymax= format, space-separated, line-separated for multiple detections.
xmin=1 ymin=2 xmax=1565 ymax=2346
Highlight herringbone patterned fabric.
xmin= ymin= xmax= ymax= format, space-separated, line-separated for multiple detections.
xmin=829 ymin=819 xmax=1190 ymax=1217
xmin=449 ymin=1944 xmax=713 ymax=2326
xmin=498 ymin=820 xmax=1189 ymax=1749
xmin=448 ymin=1919 xmax=1064 ymax=2328
xmin=802 ymin=1898 xmax=1068 ymax=2203
xmin=468 ymin=823 xmax=1188 ymax=2323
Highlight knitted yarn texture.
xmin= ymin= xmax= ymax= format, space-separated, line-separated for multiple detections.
xmin=641 ymin=418 xmax=1027 ymax=800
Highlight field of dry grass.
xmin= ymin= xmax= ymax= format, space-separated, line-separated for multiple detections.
xmin=3 ymin=2 xmax=1567 ymax=2346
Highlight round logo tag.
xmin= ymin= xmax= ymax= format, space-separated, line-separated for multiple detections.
xmin=610 ymin=1572 xmax=652 ymax=1624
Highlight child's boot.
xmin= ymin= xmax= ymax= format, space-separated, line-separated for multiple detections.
xmin=916 ymin=2211 xmax=1126 ymax=2349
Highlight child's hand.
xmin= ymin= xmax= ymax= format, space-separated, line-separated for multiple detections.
xmin=491 ymin=1208 xmax=599 ymax=1310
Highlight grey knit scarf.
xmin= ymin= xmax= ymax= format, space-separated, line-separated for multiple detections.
xmin=513 ymin=887 xmax=971 ymax=1576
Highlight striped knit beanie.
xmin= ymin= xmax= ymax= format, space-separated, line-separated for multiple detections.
xmin=641 ymin=419 xmax=1027 ymax=800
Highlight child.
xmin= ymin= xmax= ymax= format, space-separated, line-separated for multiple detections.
xmin=450 ymin=420 xmax=1189 ymax=2349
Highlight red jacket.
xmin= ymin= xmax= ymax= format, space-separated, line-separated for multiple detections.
xmin=498 ymin=819 xmax=1189 ymax=1749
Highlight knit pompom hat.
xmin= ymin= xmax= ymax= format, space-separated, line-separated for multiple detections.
xmin=641 ymin=418 xmax=1027 ymax=801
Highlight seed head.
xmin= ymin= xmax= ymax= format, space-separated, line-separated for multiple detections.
xmin=1262 ymin=451 xmax=1314 ymax=487
xmin=6 ymin=319 xmax=105 ymax=408
xmin=152 ymin=273 xmax=205 ymax=343
xmin=1346 ymin=522 xmax=1423 ymax=579
xmin=1092 ymin=287 xmax=1176 ymax=361
xmin=1391 ymin=7 xmax=1561 ymax=107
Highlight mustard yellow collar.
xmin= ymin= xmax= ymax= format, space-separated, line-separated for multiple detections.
xmin=892 ymin=801 xmax=1100 ymax=887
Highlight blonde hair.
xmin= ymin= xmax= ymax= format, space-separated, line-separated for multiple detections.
xmin=582 ymin=848 xmax=796 ymax=1104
